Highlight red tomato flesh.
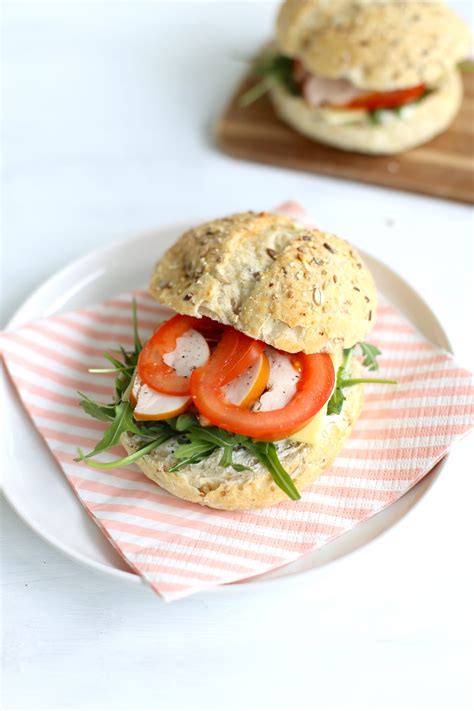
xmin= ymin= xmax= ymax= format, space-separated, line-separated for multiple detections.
xmin=138 ymin=314 xmax=218 ymax=395
xmin=218 ymin=331 xmax=266 ymax=385
xmin=190 ymin=329 xmax=335 ymax=440
xmin=335 ymin=84 xmax=426 ymax=111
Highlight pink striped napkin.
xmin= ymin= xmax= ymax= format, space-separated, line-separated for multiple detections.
xmin=2 ymin=263 xmax=473 ymax=601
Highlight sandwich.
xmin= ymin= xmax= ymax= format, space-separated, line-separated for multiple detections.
xmin=78 ymin=212 xmax=396 ymax=510
xmin=241 ymin=0 xmax=471 ymax=155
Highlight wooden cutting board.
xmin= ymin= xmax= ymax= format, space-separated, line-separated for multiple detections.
xmin=216 ymin=70 xmax=474 ymax=204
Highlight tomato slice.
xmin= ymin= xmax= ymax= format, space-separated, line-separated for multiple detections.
xmin=190 ymin=330 xmax=335 ymax=440
xmin=192 ymin=317 xmax=224 ymax=342
xmin=219 ymin=331 xmax=266 ymax=385
xmin=334 ymin=84 xmax=426 ymax=111
xmin=138 ymin=314 xmax=218 ymax=395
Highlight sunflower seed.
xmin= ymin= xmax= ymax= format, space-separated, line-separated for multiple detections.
xmin=313 ymin=287 xmax=324 ymax=306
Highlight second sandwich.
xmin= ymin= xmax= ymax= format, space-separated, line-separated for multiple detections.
xmin=242 ymin=0 xmax=471 ymax=154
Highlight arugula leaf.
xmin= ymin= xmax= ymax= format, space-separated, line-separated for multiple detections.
xmin=219 ymin=446 xmax=234 ymax=469
xmin=115 ymin=371 xmax=133 ymax=400
xmin=326 ymin=383 xmax=346 ymax=416
xmin=78 ymin=392 xmax=116 ymax=422
xmin=327 ymin=343 xmax=397 ymax=416
xmin=173 ymin=440 xmax=217 ymax=460
xmin=174 ymin=413 xmax=199 ymax=432
xmin=168 ymin=422 xmax=299 ymax=498
xmin=82 ymin=401 xmax=143 ymax=459
xmin=88 ymin=365 xmax=133 ymax=374
xmin=248 ymin=441 xmax=300 ymax=501
xmin=231 ymin=463 xmax=251 ymax=473
xmin=359 ymin=342 xmax=381 ymax=372
xmin=340 ymin=377 xmax=397 ymax=387
xmin=169 ymin=441 xmax=218 ymax=472
xmin=119 ymin=345 xmax=139 ymax=369
xmin=368 ymin=109 xmax=385 ymax=126
xmin=239 ymin=53 xmax=299 ymax=107
xmin=104 ymin=352 xmax=130 ymax=370
xmin=327 ymin=347 xmax=353 ymax=416
xmin=239 ymin=73 xmax=281 ymax=108
xmin=131 ymin=298 xmax=142 ymax=354
xmin=76 ymin=432 xmax=174 ymax=469
xmin=187 ymin=426 xmax=240 ymax=449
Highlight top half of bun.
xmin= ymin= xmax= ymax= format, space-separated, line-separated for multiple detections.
xmin=276 ymin=0 xmax=471 ymax=91
xmin=149 ymin=211 xmax=376 ymax=354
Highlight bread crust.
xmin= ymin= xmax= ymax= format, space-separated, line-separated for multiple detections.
xmin=276 ymin=0 xmax=470 ymax=91
xmin=150 ymin=212 xmax=376 ymax=354
xmin=270 ymin=70 xmax=462 ymax=154
xmin=121 ymin=361 xmax=364 ymax=510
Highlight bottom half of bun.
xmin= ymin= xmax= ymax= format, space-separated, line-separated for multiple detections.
xmin=120 ymin=362 xmax=364 ymax=511
xmin=270 ymin=71 xmax=462 ymax=155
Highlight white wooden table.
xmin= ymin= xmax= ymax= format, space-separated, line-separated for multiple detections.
xmin=2 ymin=2 xmax=473 ymax=710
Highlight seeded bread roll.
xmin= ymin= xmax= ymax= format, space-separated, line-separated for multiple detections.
xmin=276 ymin=0 xmax=470 ymax=92
xmin=270 ymin=69 xmax=463 ymax=155
xmin=121 ymin=358 xmax=364 ymax=510
xmin=150 ymin=212 xmax=376 ymax=354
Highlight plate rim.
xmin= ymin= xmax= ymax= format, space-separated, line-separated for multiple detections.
xmin=1 ymin=220 xmax=454 ymax=595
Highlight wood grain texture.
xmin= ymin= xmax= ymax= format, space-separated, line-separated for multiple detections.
xmin=216 ymin=71 xmax=474 ymax=204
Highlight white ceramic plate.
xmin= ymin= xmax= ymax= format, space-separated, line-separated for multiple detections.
xmin=1 ymin=222 xmax=452 ymax=591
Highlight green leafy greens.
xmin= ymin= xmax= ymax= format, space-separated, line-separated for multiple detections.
xmin=459 ymin=59 xmax=474 ymax=73
xmin=239 ymin=53 xmax=299 ymax=107
xmin=169 ymin=421 xmax=300 ymax=501
xmin=75 ymin=301 xmax=301 ymax=500
xmin=359 ymin=342 xmax=382 ymax=372
xmin=77 ymin=303 xmax=395 ymax=502
xmin=327 ymin=342 xmax=397 ymax=416
xmin=368 ymin=87 xmax=433 ymax=125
